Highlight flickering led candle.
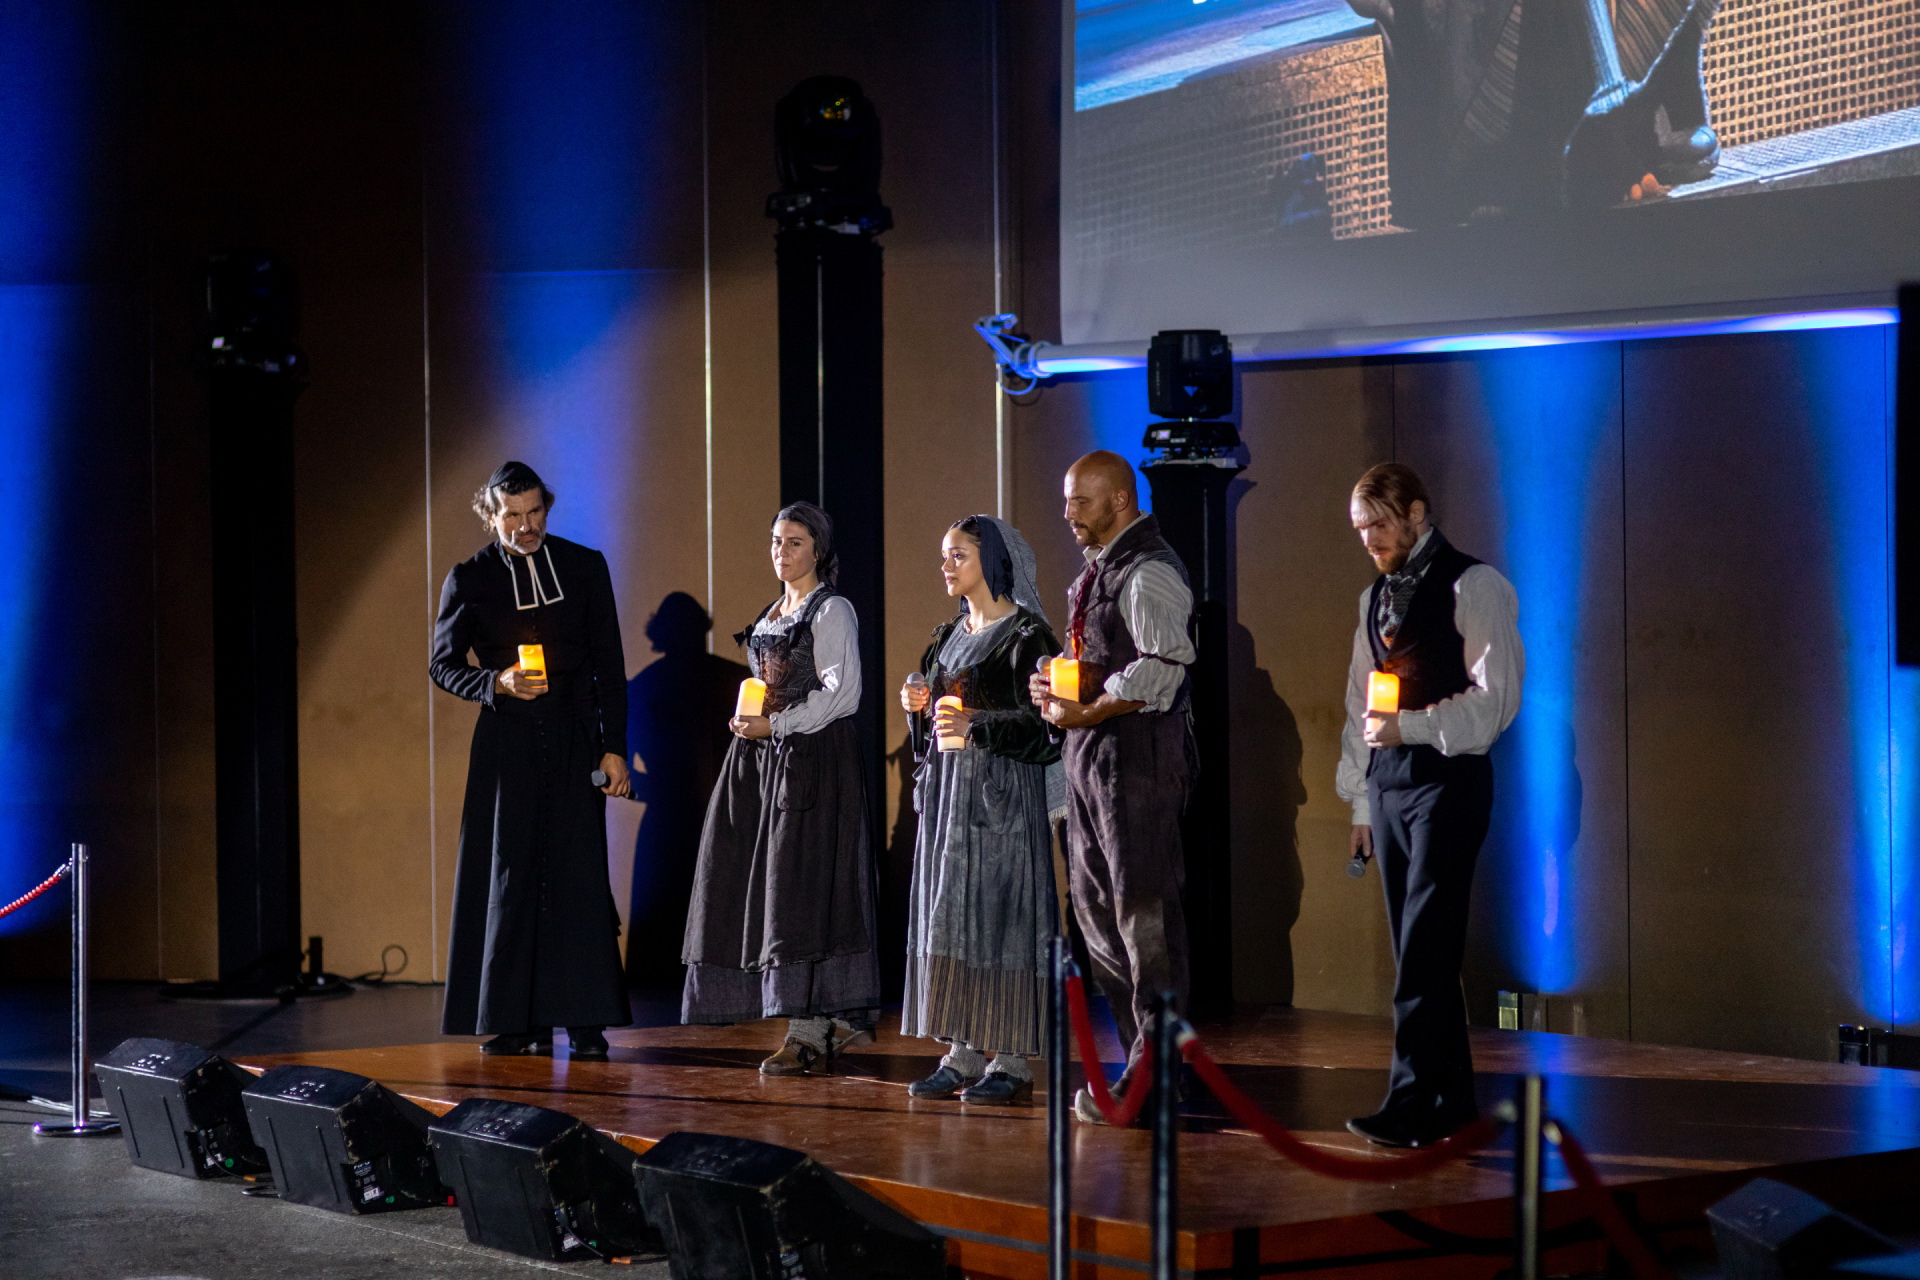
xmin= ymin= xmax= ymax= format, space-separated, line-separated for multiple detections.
xmin=735 ymin=677 xmax=768 ymax=718
xmin=517 ymin=644 xmax=548 ymax=690
xmin=1367 ymin=671 xmax=1399 ymax=715
xmin=1048 ymin=657 xmax=1081 ymax=704
xmin=935 ymin=696 xmax=966 ymax=752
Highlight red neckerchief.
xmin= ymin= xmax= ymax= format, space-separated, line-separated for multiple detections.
xmin=1066 ymin=556 xmax=1099 ymax=660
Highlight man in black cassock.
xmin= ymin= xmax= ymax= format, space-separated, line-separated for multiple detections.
xmin=430 ymin=461 xmax=633 ymax=1058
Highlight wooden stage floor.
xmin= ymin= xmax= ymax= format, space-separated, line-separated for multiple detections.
xmin=242 ymin=1009 xmax=1920 ymax=1279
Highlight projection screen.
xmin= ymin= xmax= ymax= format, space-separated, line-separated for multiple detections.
xmin=1061 ymin=0 xmax=1920 ymax=355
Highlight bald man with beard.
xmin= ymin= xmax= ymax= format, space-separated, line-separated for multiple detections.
xmin=1030 ymin=451 xmax=1197 ymax=1125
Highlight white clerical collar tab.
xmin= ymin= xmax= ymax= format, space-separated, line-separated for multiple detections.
xmin=508 ymin=544 xmax=565 ymax=610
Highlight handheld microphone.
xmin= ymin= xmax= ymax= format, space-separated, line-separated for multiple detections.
xmin=591 ymin=768 xmax=639 ymax=801
xmin=1347 ymin=851 xmax=1371 ymax=878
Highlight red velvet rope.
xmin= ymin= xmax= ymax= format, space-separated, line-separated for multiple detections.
xmin=1549 ymin=1121 xmax=1677 ymax=1280
xmin=0 ymin=860 xmax=71 ymax=920
xmin=1181 ymin=1034 xmax=1502 ymax=1179
xmin=1065 ymin=974 xmax=1155 ymax=1128
xmin=1057 ymin=973 xmax=1672 ymax=1272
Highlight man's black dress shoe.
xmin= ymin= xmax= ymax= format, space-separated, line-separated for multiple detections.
xmin=1345 ymin=1111 xmax=1429 ymax=1148
xmin=566 ymin=1028 xmax=610 ymax=1061
xmin=480 ymin=1033 xmax=552 ymax=1056
xmin=1346 ymin=1110 xmax=1475 ymax=1148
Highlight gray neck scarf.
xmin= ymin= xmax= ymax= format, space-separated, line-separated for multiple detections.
xmin=1377 ymin=527 xmax=1444 ymax=645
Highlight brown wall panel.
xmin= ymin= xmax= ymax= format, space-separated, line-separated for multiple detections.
xmin=1229 ymin=360 xmax=1394 ymax=1010
xmin=1624 ymin=330 xmax=1882 ymax=1059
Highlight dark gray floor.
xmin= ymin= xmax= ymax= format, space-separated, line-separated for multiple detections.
xmin=1 ymin=982 xmax=679 ymax=1279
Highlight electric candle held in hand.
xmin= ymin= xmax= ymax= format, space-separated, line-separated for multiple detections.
xmin=1367 ymin=671 xmax=1399 ymax=715
xmin=517 ymin=644 xmax=547 ymax=690
xmin=735 ymin=677 xmax=767 ymax=719
xmin=1048 ymin=656 xmax=1081 ymax=704
xmin=935 ymin=696 xmax=966 ymax=752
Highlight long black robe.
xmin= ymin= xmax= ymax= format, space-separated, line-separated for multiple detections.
xmin=429 ymin=534 xmax=631 ymax=1036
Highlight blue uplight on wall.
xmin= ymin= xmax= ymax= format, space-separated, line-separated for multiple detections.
xmin=1082 ymin=369 xmax=1160 ymax=510
xmin=453 ymin=0 xmax=670 ymax=565
xmin=0 ymin=4 xmax=91 ymax=936
xmin=1800 ymin=328 xmax=1916 ymax=1026
xmin=1480 ymin=346 xmax=1616 ymax=994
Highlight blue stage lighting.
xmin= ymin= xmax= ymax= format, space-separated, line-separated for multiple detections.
xmin=0 ymin=4 xmax=91 ymax=936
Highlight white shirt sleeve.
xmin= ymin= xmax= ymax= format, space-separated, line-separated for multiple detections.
xmin=1336 ymin=588 xmax=1374 ymax=826
xmin=1396 ymin=565 xmax=1524 ymax=756
xmin=1103 ymin=557 xmax=1197 ymax=712
xmin=769 ymin=596 xmax=862 ymax=738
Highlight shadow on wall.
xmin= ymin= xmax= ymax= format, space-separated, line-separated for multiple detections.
xmin=1228 ymin=619 xmax=1307 ymax=1005
xmin=623 ymin=592 xmax=749 ymax=990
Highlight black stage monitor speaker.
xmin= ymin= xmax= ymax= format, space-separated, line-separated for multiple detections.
xmin=428 ymin=1097 xmax=656 ymax=1262
xmin=241 ymin=1064 xmax=445 ymax=1213
xmin=94 ymin=1037 xmax=269 ymax=1179
xmin=1899 ymin=283 xmax=1920 ymax=667
xmin=1706 ymin=1176 xmax=1897 ymax=1280
xmin=634 ymin=1132 xmax=948 ymax=1280
xmin=1148 ymin=329 xmax=1233 ymax=421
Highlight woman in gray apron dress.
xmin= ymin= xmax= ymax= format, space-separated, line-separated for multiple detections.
xmin=680 ymin=502 xmax=880 ymax=1075
xmin=898 ymin=515 xmax=1063 ymax=1104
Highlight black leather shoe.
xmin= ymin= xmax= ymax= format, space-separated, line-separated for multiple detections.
xmin=908 ymin=1065 xmax=980 ymax=1099
xmin=960 ymin=1072 xmax=1034 ymax=1106
xmin=1346 ymin=1111 xmax=1450 ymax=1148
xmin=566 ymin=1028 xmax=610 ymax=1061
xmin=480 ymin=1033 xmax=551 ymax=1056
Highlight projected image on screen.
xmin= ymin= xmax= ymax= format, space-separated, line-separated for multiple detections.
xmin=1063 ymin=0 xmax=1920 ymax=346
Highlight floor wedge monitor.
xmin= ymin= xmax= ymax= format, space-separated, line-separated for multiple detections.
xmin=429 ymin=1097 xmax=656 ymax=1262
xmin=634 ymin=1131 xmax=947 ymax=1280
xmin=93 ymin=1037 xmax=269 ymax=1179
xmin=240 ymin=1064 xmax=446 ymax=1213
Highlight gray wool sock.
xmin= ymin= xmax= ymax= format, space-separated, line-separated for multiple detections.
xmin=939 ymin=1042 xmax=987 ymax=1077
xmin=985 ymin=1053 xmax=1032 ymax=1082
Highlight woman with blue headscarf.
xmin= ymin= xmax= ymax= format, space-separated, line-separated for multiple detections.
xmin=897 ymin=515 xmax=1063 ymax=1105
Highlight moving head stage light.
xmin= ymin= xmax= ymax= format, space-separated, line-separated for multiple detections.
xmin=768 ymin=75 xmax=891 ymax=234
xmin=634 ymin=1132 xmax=946 ymax=1280
xmin=94 ymin=1038 xmax=269 ymax=1179
xmin=428 ymin=1097 xmax=656 ymax=1262
xmin=1143 ymin=329 xmax=1239 ymax=457
xmin=241 ymin=1064 xmax=446 ymax=1213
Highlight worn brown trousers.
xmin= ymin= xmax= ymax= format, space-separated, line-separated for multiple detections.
xmin=1063 ymin=709 xmax=1193 ymax=1074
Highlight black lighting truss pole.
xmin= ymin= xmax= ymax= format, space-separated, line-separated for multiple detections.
xmin=769 ymin=78 xmax=892 ymax=853
xmin=1142 ymin=455 xmax=1243 ymax=1012
xmin=205 ymin=250 xmax=307 ymax=996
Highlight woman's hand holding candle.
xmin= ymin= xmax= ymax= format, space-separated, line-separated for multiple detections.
xmin=729 ymin=714 xmax=773 ymax=740
xmin=933 ymin=697 xmax=971 ymax=747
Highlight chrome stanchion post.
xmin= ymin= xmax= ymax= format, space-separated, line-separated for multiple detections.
xmin=1047 ymin=936 xmax=1072 ymax=1280
xmin=35 ymin=843 xmax=118 ymax=1137
xmin=1149 ymin=991 xmax=1179 ymax=1280
xmin=1513 ymin=1073 xmax=1544 ymax=1280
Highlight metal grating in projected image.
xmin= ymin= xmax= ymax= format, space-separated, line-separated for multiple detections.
xmin=1068 ymin=0 xmax=1920 ymax=274
xmin=1704 ymin=0 xmax=1920 ymax=148
xmin=1066 ymin=34 xmax=1393 ymax=274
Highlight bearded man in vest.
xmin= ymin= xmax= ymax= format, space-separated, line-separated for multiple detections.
xmin=1030 ymin=450 xmax=1197 ymax=1126
xmin=1338 ymin=463 xmax=1524 ymax=1148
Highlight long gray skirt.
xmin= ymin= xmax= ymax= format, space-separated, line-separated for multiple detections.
xmin=680 ymin=716 xmax=880 ymax=1025
xmin=902 ymin=743 xmax=1055 ymax=1056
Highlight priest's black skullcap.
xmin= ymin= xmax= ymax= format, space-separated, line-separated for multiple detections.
xmin=486 ymin=460 xmax=546 ymax=494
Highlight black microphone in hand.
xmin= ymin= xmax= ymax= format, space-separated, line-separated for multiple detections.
xmin=591 ymin=768 xmax=638 ymax=800
xmin=1347 ymin=850 xmax=1371 ymax=878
